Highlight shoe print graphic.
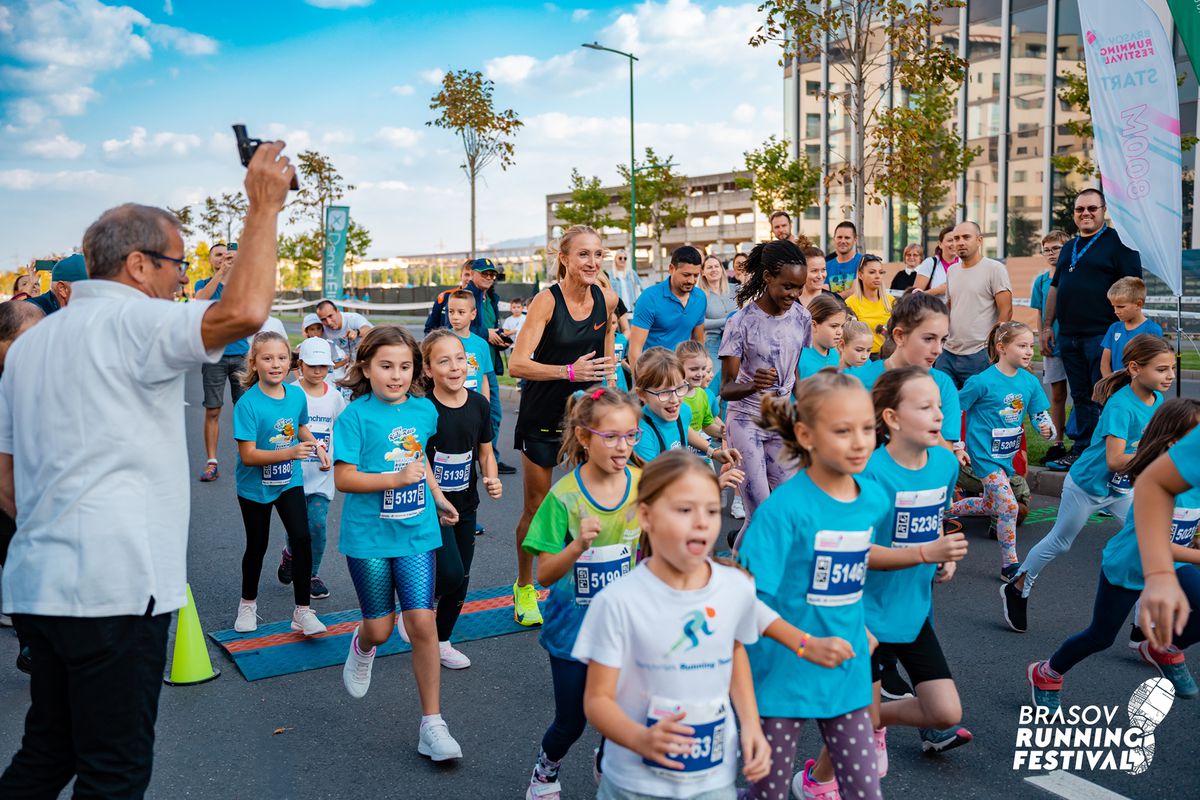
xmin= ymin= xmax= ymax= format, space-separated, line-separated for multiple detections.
xmin=1125 ymin=677 xmax=1174 ymax=775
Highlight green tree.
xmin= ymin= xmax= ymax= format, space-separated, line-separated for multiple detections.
xmin=736 ymin=135 xmax=821 ymax=222
xmin=1006 ymin=213 xmax=1041 ymax=258
xmin=752 ymin=0 xmax=968 ymax=237
xmin=1050 ymin=64 xmax=1096 ymax=180
xmin=198 ymin=193 xmax=247 ymax=245
xmin=557 ymin=169 xmax=612 ymax=230
xmin=871 ymin=82 xmax=979 ymax=248
xmin=613 ymin=148 xmax=687 ymax=276
xmin=167 ymin=205 xmax=195 ymax=240
xmin=428 ymin=69 xmax=523 ymax=258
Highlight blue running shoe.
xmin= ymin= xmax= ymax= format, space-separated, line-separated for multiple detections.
xmin=1028 ymin=661 xmax=1062 ymax=712
xmin=1138 ymin=641 xmax=1199 ymax=699
xmin=919 ymin=726 xmax=974 ymax=753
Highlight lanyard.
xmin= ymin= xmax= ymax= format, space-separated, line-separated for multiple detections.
xmin=1068 ymin=224 xmax=1107 ymax=272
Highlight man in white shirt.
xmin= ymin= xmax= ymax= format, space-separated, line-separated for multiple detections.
xmin=316 ymin=299 xmax=372 ymax=371
xmin=0 ymin=143 xmax=294 ymax=798
xmin=936 ymin=220 xmax=1013 ymax=388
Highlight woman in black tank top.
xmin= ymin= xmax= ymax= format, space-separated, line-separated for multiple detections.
xmin=506 ymin=225 xmax=618 ymax=622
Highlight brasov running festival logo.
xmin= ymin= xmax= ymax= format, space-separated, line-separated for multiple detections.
xmin=1014 ymin=678 xmax=1174 ymax=775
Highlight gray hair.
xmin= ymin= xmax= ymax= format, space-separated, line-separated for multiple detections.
xmin=82 ymin=204 xmax=182 ymax=280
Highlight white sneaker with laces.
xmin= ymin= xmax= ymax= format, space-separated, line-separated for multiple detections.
xmin=233 ymin=602 xmax=258 ymax=633
xmin=526 ymin=779 xmax=562 ymax=799
xmin=342 ymin=629 xmax=375 ymax=699
xmin=418 ymin=719 xmax=463 ymax=761
xmin=291 ymin=606 xmax=327 ymax=636
xmin=439 ymin=641 xmax=471 ymax=669
xmin=730 ymin=495 xmax=746 ymax=520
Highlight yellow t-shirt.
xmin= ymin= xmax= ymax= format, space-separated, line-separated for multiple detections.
xmin=845 ymin=294 xmax=893 ymax=353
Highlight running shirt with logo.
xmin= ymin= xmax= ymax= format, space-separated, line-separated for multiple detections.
xmin=300 ymin=381 xmax=347 ymax=502
xmin=849 ymin=361 xmax=962 ymax=441
xmin=522 ymin=466 xmax=641 ymax=660
xmin=959 ymin=364 xmax=1050 ymax=479
xmin=718 ymin=300 xmax=812 ymax=420
xmin=333 ymin=393 xmax=440 ymax=559
xmin=428 ymin=391 xmax=492 ymax=515
xmin=739 ymin=470 xmax=888 ymax=719
xmin=798 ymin=346 xmax=839 ymax=379
xmin=635 ymin=405 xmax=693 ymax=463
xmin=516 ymin=283 xmax=607 ymax=441
xmin=1101 ymin=487 xmax=1200 ymax=590
xmin=863 ymin=446 xmax=958 ymax=643
xmin=572 ymin=561 xmax=759 ymax=798
xmin=323 ymin=311 xmax=371 ymax=363
xmin=1069 ymin=385 xmax=1160 ymax=498
xmin=458 ymin=331 xmax=495 ymax=393
xmin=233 ymin=383 xmax=308 ymax=503
xmin=826 ymin=253 xmax=862 ymax=296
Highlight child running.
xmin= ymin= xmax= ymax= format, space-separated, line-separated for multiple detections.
xmin=798 ymin=295 xmax=845 ymax=379
xmin=1029 ymin=399 xmax=1200 ymax=710
xmin=738 ymin=371 xmax=887 ymax=800
xmin=635 ymin=348 xmax=739 ymax=467
xmin=232 ymin=331 xmax=329 ymax=636
xmin=334 ymin=326 xmax=463 ymax=761
xmin=523 ymin=388 xmax=643 ymax=799
xmin=422 ymin=329 xmax=503 ymax=669
xmin=1004 ymin=334 xmax=1174 ymax=631
xmin=718 ymin=239 xmax=812 ymax=542
xmin=446 ymin=289 xmax=494 ymax=401
xmin=677 ymin=340 xmax=726 ymax=456
xmin=276 ymin=337 xmax=347 ymax=601
xmin=950 ymin=322 xmax=1054 ymax=577
xmin=839 ymin=320 xmax=873 ymax=373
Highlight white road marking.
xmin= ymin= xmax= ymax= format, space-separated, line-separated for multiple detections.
xmin=1024 ymin=770 xmax=1131 ymax=800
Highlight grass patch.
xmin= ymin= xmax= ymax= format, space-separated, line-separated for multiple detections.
xmin=1034 ymin=345 xmax=1200 ymax=370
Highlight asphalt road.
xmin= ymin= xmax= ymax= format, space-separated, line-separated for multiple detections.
xmin=1 ymin=375 xmax=1198 ymax=800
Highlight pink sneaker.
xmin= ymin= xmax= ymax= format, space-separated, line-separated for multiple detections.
xmin=792 ymin=758 xmax=840 ymax=800
xmin=874 ymin=727 xmax=887 ymax=777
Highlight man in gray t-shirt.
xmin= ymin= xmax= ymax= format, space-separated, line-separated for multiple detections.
xmin=935 ymin=220 xmax=1013 ymax=388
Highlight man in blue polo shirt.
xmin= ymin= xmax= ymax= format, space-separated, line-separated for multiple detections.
xmin=194 ymin=242 xmax=247 ymax=482
xmin=628 ymin=245 xmax=707 ymax=370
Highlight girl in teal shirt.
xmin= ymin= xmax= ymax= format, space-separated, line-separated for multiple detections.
xmin=797 ymin=294 xmax=845 ymax=379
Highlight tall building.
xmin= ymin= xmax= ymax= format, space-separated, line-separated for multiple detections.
xmin=782 ymin=0 xmax=1196 ymax=260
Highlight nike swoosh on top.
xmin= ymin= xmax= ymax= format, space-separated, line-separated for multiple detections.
xmin=593 ymin=322 xmax=605 ymax=330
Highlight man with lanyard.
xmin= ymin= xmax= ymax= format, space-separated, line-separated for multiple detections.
xmin=627 ymin=245 xmax=707 ymax=370
xmin=607 ymin=248 xmax=643 ymax=311
xmin=464 ymin=258 xmax=517 ymax=475
xmin=194 ymin=243 xmax=245 ymax=482
xmin=1042 ymin=188 xmax=1141 ymax=470
xmin=826 ymin=220 xmax=865 ymax=296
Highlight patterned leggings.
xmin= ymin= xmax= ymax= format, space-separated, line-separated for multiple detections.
xmin=729 ymin=418 xmax=797 ymax=550
xmin=746 ymin=708 xmax=882 ymax=800
xmin=950 ymin=469 xmax=1020 ymax=566
xmin=345 ymin=552 xmax=436 ymax=620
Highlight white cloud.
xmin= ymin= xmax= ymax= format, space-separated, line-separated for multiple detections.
xmin=146 ymin=24 xmax=218 ymax=56
xmin=25 ymin=134 xmax=86 ymax=159
xmin=602 ymin=0 xmax=763 ymax=77
xmin=163 ymin=0 xmax=173 ymax=15
xmin=322 ymin=130 xmax=356 ymax=146
xmin=420 ymin=68 xmax=445 ymax=84
xmin=0 ymin=168 xmax=116 ymax=191
xmin=572 ymin=9 xmax=591 ymax=22
xmin=485 ymin=55 xmax=539 ymax=84
xmin=372 ymin=127 xmax=422 ymax=149
xmin=391 ymin=84 xmax=415 ymax=96
xmin=732 ymin=102 xmax=756 ymax=124
xmin=101 ymin=126 xmax=203 ymax=159
xmin=357 ymin=180 xmax=412 ymax=191
xmin=304 ymin=0 xmax=373 ymax=8
xmin=47 ymin=87 xmax=100 ymax=116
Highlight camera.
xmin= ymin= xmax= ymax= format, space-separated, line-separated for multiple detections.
xmin=232 ymin=124 xmax=300 ymax=190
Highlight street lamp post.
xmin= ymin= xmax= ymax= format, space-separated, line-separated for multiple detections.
xmin=582 ymin=42 xmax=638 ymax=274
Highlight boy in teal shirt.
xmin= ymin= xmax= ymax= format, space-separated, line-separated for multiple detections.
xmin=446 ymin=290 xmax=494 ymax=401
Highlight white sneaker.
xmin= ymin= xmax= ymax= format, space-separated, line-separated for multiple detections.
xmin=397 ymin=614 xmax=410 ymax=643
xmin=0 ymin=613 xmax=12 ymax=628
xmin=234 ymin=602 xmax=258 ymax=633
xmin=439 ymin=641 xmax=471 ymax=669
xmin=291 ymin=606 xmax=327 ymax=636
xmin=526 ymin=779 xmax=562 ymax=799
xmin=418 ymin=719 xmax=463 ymax=761
xmin=730 ymin=495 xmax=746 ymax=520
xmin=342 ymin=629 xmax=375 ymax=699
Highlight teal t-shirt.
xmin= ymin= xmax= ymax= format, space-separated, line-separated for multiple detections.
xmin=1174 ymin=426 xmax=1200 ymax=487
xmin=460 ymin=332 xmax=495 ymax=392
xmin=614 ymin=332 xmax=629 ymax=392
xmin=849 ymin=360 xmax=962 ymax=441
xmin=1102 ymin=487 xmax=1200 ymax=591
xmin=233 ymin=382 xmax=308 ymax=503
xmin=739 ymin=470 xmax=889 ymax=719
xmin=862 ymin=446 xmax=959 ymax=643
xmin=960 ymin=365 xmax=1050 ymax=478
xmin=799 ymin=347 xmax=839 ymax=379
xmin=635 ymin=404 xmax=693 ymax=463
xmin=1069 ymin=385 xmax=1160 ymax=498
xmin=334 ymin=393 xmax=442 ymax=559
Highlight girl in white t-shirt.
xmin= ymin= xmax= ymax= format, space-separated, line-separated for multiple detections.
xmin=914 ymin=225 xmax=958 ymax=300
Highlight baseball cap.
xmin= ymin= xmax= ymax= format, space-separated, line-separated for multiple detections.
xmin=297 ymin=337 xmax=334 ymax=367
xmin=469 ymin=257 xmax=505 ymax=278
xmin=52 ymin=254 xmax=88 ymax=283
xmin=302 ymin=312 xmax=321 ymax=329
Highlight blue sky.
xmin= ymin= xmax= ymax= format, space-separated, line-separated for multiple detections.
xmin=0 ymin=0 xmax=783 ymax=264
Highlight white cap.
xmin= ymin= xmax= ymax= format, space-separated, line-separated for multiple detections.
xmin=302 ymin=312 xmax=321 ymax=329
xmin=297 ymin=337 xmax=334 ymax=366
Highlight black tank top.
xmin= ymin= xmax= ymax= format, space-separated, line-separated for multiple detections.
xmin=518 ymin=283 xmax=608 ymax=435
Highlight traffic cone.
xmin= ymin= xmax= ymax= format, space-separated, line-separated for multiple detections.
xmin=164 ymin=584 xmax=220 ymax=686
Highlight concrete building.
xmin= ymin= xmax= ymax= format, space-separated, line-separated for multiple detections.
xmin=343 ymin=243 xmax=543 ymax=289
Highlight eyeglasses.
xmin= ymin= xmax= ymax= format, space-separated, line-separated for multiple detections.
xmin=1042 ymin=246 xmax=1063 ymax=255
xmin=141 ymin=250 xmax=190 ymax=275
xmin=1074 ymin=205 xmax=1103 ymax=214
xmin=643 ymin=383 xmax=690 ymax=400
xmin=584 ymin=427 xmax=643 ymax=448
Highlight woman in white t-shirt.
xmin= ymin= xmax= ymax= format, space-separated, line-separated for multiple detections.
xmin=914 ymin=224 xmax=958 ymax=300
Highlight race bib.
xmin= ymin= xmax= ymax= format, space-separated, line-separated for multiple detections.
xmin=433 ymin=451 xmax=472 ymax=493
xmin=306 ymin=431 xmax=331 ymax=462
xmin=381 ymin=479 xmax=426 ymax=520
xmin=1108 ymin=471 xmax=1132 ymax=495
xmin=643 ymin=697 xmax=727 ymax=779
xmin=262 ymin=460 xmax=293 ymax=486
xmin=615 ymin=341 xmax=626 ymax=362
xmin=573 ymin=543 xmax=632 ymax=606
xmin=892 ymin=487 xmax=946 ymax=547
xmin=465 ymin=369 xmax=479 ymax=390
xmin=990 ymin=426 xmax=1023 ymax=459
xmin=807 ymin=529 xmax=872 ymax=607
xmin=1171 ymin=507 xmax=1200 ymax=547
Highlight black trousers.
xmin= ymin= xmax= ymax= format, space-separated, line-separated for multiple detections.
xmin=237 ymin=486 xmax=311 ymax=606
xmin=0 ymin=612 xmax=171 ymax=799
xmin=435 ymin=510 xmax=477 ymax=642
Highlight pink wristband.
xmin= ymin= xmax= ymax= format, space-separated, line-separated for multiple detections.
xmin=568 ymin=364 xmax=575 ymax=382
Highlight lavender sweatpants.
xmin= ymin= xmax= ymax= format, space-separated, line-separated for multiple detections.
xmin=729 ymin=415 xmax=796 ymax=551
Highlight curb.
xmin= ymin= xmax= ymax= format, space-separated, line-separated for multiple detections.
xmin=1025 ymin=465 xmax=1066 ymax=497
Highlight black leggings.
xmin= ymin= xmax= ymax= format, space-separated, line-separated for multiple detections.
xmin=435 ymin=510 xmax=477 ymax=641
xmin=237 ymin=486 xmax=311 ymax=606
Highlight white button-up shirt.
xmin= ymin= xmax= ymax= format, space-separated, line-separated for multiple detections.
xmin=0 ymin=280 xmax=222 ymax=617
